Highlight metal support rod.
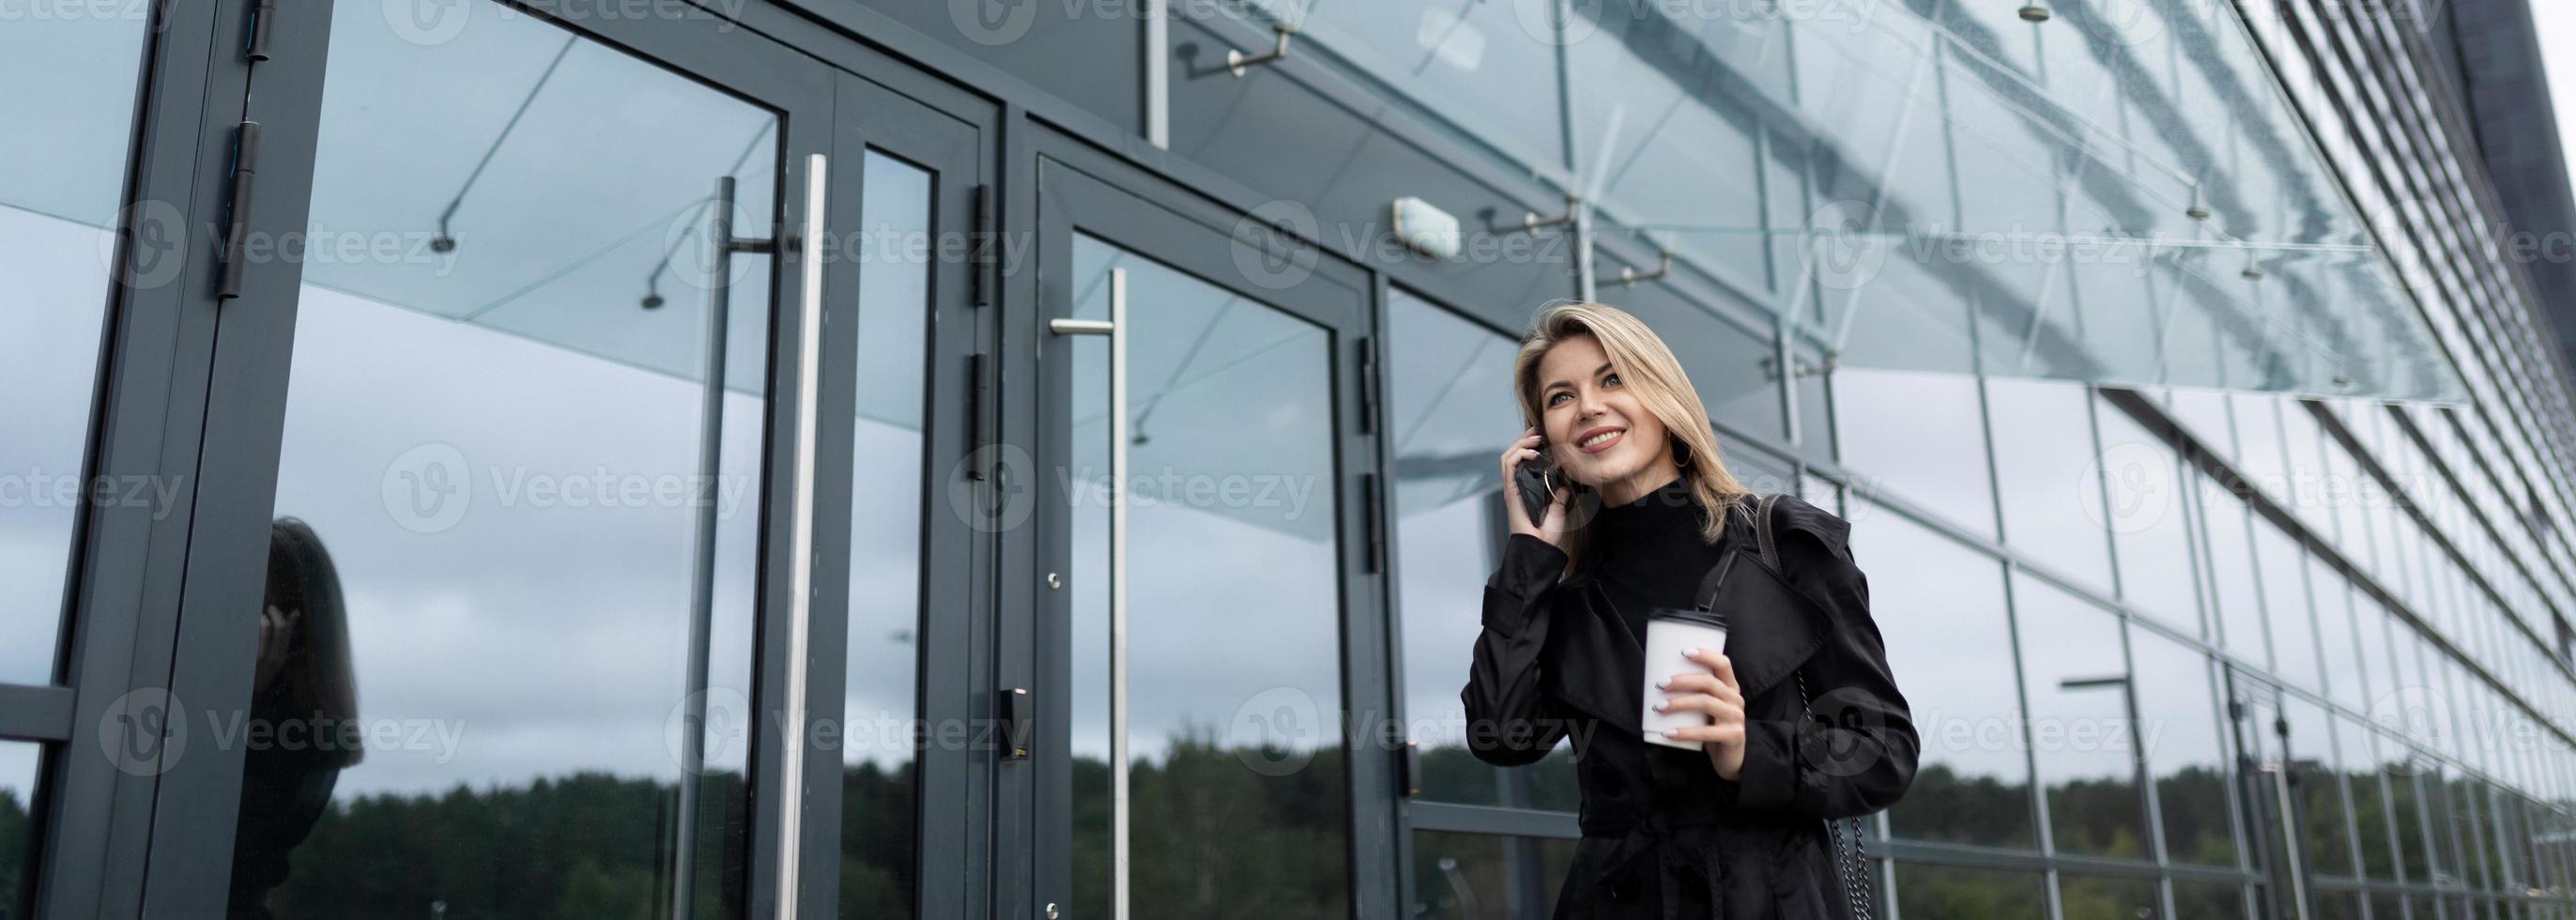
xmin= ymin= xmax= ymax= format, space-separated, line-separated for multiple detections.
xmin=1227 ymin=21 xmax=1297 ymax=77
xmin=1049 ymin=269 xmax=1129 ymax=920
xmin=671 ymin=174 xmax=735 ymax=920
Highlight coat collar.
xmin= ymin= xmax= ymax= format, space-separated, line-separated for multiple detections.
xmin=1543 ymin=501 xmax=1829 ymax=734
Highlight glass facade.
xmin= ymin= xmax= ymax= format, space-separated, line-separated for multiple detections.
xmin=13 ymin=0 xmax=2576 ymax=916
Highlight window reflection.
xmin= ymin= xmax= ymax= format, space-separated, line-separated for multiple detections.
xmin=2168 ymin=880 xmax=2248 ymax=920
xmin=2340 ymin=717 xmax=2398 ymax=882
xmin=1836 ymin=370 xmax=1997 ymax=539
xmin=2054 ymin=874 xmax=2156 ymax=920
xmin=1987 ymin=379 xmax=2114 ymax=591
xmin=2009 ymin=572 xmax=2144 ymax=859
xmin=2095 ymin=402 xmax=2202 ymax=636
xmin=236 ymin=5 xmax=777 ymax=915
xmin=1892 ymin=863 xmax=2044 ymax=920
xmin=1066 ymin=236 xmax=1348 ymax=916
xmin=1860 ymin=503 xmax=2032 ymax=849
xmin=1385 ymin=289 xmax=1579 ymax=810
xmin=0 ymin=742 xmax=38 ymax=914
xmin=2252 ymin=524 xmax=2322 ymax=694
xmin=837 ymin=152 xmax=931 ymax=920
xmin=2198 ymin=477 xmax=2272 ymax=669
xmin=2284 ymin=698 xmax=2357 ymax=879
xmin=2125 ymin=625 xmax=2239 ymax=867
xmin=1408 ymin=832 xmax=1576 ymax=920
xmin=0 ymin=2 xmax=153 ymax=685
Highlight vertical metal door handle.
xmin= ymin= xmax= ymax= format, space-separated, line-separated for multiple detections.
xmin=777 ymin=151 xmax=829 ymax=918
xmin=1048 ymin=268 xmax=1127 ymax=920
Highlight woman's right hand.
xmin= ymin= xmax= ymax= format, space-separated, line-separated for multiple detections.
xmin=1500 ymin=428 xmax=1570 ymax=548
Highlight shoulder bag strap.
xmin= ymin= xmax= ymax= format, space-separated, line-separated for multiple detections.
xmin=1760 ymin=492 xmax=1877 ymax=920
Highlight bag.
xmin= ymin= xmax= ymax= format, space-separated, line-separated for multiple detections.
xmin=1735 ymin=492 xmax=1878 ymax=920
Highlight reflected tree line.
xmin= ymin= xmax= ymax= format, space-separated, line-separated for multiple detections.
xmin=6 ymin=741 xmax=2576 ymax=917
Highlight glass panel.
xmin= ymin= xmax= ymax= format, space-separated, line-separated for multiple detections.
xmin=2010 ymin=572 xmax=2145 ymax=859
xmin=2096 ymin=401 xmax=2202 ymax=636
xmin=2055 ymin=874 xmax=2157 ymax=920
xmin=2254 ymin=523 xmax=2323 ymax=695
xmin=2343 ymin=717 xmax=2398 ymax=882
xmin=838 ymin=152 xmax=931 ymax=919
xmin=1891 ymin=863 xmax=2044 ymax=920
xmin=1862 ymin=503 xmax=2032 ymax=849
xmin=1066 ymin=236 xmax=1347 ymax=915
xmin=2199 ymin=475 xmax=2273 ymax=670
xmin=1835 ymin=369 xmax=1996 ymax=538
xmin=0 ymin=0 xmax=155 ymax=685
xmin=2311 ymin=557 xmax=2366 ymax=713
xmin=1987 ymin=378 xmax=2114 ymax=591
xmin=2287 ymin=698 xmax=2358 ymax=879
xmin=0 ymin=743 xmax=38 ymax=913
xmin=2170 ymin=880 xmax=2248 ymax=920
xmin=230 ymin=6 xmax=779 ymax=915
xmin=1253 ymin=0 xmax=1569 ymax=175
xmin=2128 ymin=625 xmax=2241 ymax=867
xmin=1407 ymin=832 xmax=1577 ymax=920
xmin=1385 ymin=289 xmax=1575 ymax=810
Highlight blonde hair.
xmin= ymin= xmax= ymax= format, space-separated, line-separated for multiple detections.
xmin=1512 ymin=300 xmax=1754 ymax=571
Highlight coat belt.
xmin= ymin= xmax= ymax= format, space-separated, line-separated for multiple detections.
xmin=1577 ymin=807 xmax=1724 ymax=915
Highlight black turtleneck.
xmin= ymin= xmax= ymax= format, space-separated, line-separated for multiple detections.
xmin=1581 ymin=475 xmax=1730 ymax=641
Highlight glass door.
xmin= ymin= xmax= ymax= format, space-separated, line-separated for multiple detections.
xmin=2228 ymin=667 xmax=2320 ymax=920
xmin=147 ymin=3 xmax=851 ymax=916
xmin=1024 ymin=161 xmax=1385 ymax=918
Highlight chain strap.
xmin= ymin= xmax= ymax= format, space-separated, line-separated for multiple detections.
xmin=1766 ymin=494 xmax=1876 ymax=920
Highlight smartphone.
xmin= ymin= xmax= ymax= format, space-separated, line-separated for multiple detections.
xmin=1513 ymin=445 xmax=1562 ymax=524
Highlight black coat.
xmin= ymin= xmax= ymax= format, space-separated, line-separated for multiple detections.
xmin=1462 ymin=494 xmax=1918 ymax=919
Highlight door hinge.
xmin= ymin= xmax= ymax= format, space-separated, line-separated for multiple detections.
xmin=244 ymin=0 xmax=277 ymax=61
xmin=1356 ymin=336 xmax=1380 ymax=435
xmin=1361 ymin=471 xmax=1386 ymax=574
xmin=216 ymin=121 xmax=262 ymax=299
xmin=967 ymin=351 xmax=994 ymax=480
xmin=971 ymin=183 xmax=996 ymax=307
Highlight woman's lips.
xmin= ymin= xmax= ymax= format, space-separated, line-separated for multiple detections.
xmin=1577 ymin=429 xmax=1624 ymax=454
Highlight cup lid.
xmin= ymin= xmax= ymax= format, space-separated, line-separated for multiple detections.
xmin=1647 ymin=607 xmax=1727 ymax=630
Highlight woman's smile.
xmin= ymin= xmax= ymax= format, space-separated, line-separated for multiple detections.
xmin=1575 ymin=425 xmax=1625 ymax=453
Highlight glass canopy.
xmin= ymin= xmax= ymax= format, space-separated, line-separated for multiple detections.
xmin=1239 ymin=0 xmax=2465 ymax=403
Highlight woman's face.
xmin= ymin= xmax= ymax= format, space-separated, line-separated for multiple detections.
xmin=1534 ymin=333 xmax=1672 ymax=491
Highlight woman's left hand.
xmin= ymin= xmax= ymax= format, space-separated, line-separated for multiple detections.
xmin=1654 ymin=649 xmax=1747 ymax=780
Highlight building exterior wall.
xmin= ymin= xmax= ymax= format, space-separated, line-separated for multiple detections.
xmin=7 ymin=0 xmax=2576 ymax=917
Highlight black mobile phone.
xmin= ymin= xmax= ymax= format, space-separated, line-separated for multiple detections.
xmin=1514 ymin=446 xmax=1562 ymax=524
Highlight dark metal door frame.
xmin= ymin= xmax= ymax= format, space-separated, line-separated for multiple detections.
xmin=38 ymin=1 xmax=860 ymax=915
xmin=1011 ymin=138 xmax=1398 ymax=919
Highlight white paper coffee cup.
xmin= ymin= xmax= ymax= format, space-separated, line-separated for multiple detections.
xmin=1641 ymin=611 xmax=1729 ymax=750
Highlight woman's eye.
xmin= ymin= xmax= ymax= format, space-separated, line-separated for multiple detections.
xmin=1602 ymin=373 xmax=1620 ymax=388
xmin=1545 ymin=391 xmax=1570 ymax=406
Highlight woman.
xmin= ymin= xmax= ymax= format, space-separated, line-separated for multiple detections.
xmin=228 ymin=518 xmax=362 ymax=919
xmin=1463 ymin=301 xmax=1916 ymax=919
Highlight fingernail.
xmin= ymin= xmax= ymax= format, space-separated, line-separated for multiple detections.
xmin=1663 ymin=728 xmax=1679 ymax=737
xmin=1653 ymin=702 xmax=1666 ymax=713
xmin=1655 ymin=679 xmax=1669 ymax=689
xmin=1683 ymin=647 xmax=1700 ymax=656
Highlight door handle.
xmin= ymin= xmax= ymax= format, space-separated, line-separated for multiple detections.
xmin=775 ymin=151 xmax=829 ymax=920
xmin=1050 ymin=268 xmax=1128 ymax=920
